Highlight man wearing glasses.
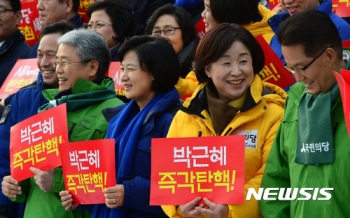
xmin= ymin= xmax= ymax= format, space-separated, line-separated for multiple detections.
xmin=0 ymin=21 xmax=74 ymax=218
xmin=259 ymin=11 xmax=350 ymax=218
xmin=0 ymin=0 xmax=31 ymax=88
xmin=2 ymin=29 xmax=122 ymax=218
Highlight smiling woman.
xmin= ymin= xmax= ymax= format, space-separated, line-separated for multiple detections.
xmin=161 ymin=23 xmax=287 ymax=218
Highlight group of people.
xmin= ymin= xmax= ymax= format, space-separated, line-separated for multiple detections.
xmin=0 ymin=0 xmax=349 ymax=218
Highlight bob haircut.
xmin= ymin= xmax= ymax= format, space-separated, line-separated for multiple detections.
xmin=145 ymin=4 xmax=197 ymax=46
xmin=87 ymin=0 xmax=137 ymax=44
xmin=277 ymin=10 xmax=343 ymax=60
xmin=194 ymin=23 xmax=265 ymax=84
xmin=210 ymin=0 xmax=260 ymax=25
xmin=118 ymin=35 xmax=180 ymax=93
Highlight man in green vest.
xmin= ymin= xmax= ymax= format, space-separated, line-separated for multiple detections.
xmin=259 ymin=10 xmax=350 ymax=218
xmin=2 ymin=29 xmax=123 ymax=218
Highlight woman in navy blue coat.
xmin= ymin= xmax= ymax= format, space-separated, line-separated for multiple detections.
xmin=60 ymin=36 xmax=181 ymax=218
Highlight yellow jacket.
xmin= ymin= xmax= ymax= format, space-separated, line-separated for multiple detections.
xmin=175 ymin=71 xmax=198 ymax=97
xmin=242 ymin=5 xmax=276 ymax=44
xmin=162 ymin=75 xmax=286 ymax=218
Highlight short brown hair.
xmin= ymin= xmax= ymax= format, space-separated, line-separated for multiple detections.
xmin=194 ymin=23 xmax=265 ymax=84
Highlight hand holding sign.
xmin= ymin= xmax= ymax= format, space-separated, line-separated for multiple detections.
xmin=59 ymin=191 xmax=79 ymax=211
xmin=104 ymin=184 xmax=124 ymax=208
xmin=196 ymin=198 xmax=229 ymax=218
xmin=1 ymin=176 xmax=21 ymax=199
xmin=30 ymin=167 xmax=55 ymax=192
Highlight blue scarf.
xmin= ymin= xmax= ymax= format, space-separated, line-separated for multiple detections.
xmin=103 ymin=93 xmax=164 ymax=217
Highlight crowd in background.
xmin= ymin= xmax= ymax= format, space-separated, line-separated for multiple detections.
xmin=0 ymin=0 xmax=350 ymax=218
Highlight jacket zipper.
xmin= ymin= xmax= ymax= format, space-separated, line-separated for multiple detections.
xmin=198 ymin=131 xmax=202 ymax=137
xmin=68 ymin=124 xmax=76 ymax=141
xmin=223 ymin=127 xmax=233 ymax=136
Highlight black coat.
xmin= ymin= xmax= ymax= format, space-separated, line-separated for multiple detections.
xmin=125 ymin=0 xmax=175 ymax=34
xmin=0 ymin=30 xmax=31 ymax=87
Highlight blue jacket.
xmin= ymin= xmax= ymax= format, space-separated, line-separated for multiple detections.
xmin=0 ymin=30 xmax=31 ymax=87
xmin=89 ymin=88 xmax=180 ymax=218
xmin=28 ymin=14 xmax=83 ymax=58
xmin=174 ymin=0 xmax=203 ymax=13
xmin=269 ymin=0 xmax=350 ymax=64
xmin=0 ymin=73 xmax=48 ymax=218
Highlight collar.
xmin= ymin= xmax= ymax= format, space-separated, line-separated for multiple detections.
xmin=0 ymin=41 xmax=5 ymax=48
xmin=69 ymin=13 xmax=83 ymax=29
xmin=0 ymin=30 xmax=24 ymax=55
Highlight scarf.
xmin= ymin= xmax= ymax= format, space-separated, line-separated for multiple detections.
xmin=296 ymin=83 xmax=339 ymax=165
xmin=104 ymin=93 xmax=164 ymax=217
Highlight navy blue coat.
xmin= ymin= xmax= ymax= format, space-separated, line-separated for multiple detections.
xmin=89 ymin=88 xmax=180 ymax=218
xmin=0 ymin=30 xmax=31 ymax=87
xmin=0 ymin=73 xmax=49 ymax=218
xmin=269 ymin=0 xmax=350 ymax=64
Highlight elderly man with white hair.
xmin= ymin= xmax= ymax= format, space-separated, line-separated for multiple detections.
xmin=1 ymin=29 xmax=123 ymax=218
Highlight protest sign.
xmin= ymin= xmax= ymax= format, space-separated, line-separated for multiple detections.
xmin=268 ymin=0 xmax=280 ymax=10
xmin=332 ymin=0 xmax=350 ymax=18
xmin=10 ymin=104 xmax=68 ymax=182
xmin=77 ymin=0 xmax=96 ymax=24
xmin=333 ymin=70 xmax=350 ymax=137
xmin=19 ymin=0 xmax=41 ymax=47
xmin=256 ymin=35 xmax=296 ymax=89
xmin=60 ymin=139 xmax=116 ymax=204
xmin=0 ymin=59 xmax=39 ymax=99
xmin=106 ymin=62 xmax=125 ymax=96
xmin=150 ymin=136 xmax=245 ymax=205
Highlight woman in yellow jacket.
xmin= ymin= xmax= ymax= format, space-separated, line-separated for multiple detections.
xmin=175 ymin=0 xmax=276 ymax=98
xmin=162 ymin=23 xmax=286 ymax=218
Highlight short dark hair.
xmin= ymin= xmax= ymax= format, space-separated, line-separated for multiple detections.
xmin=146 ymin=4 xmax=197 ymax=46
xmin=194 ymin=23 xmax=265 ymax=84
xmin=210 ymin=0 xmax=260 ymax=25
xmin=118 ymin=36 xmax=180 ymax=93
xmin=38 ymin=20 xmax=75 ymax=40
xmin=58 ymin=0 xmax=80 ymax=13
xmin=87 ymin=0 xmax=136 ymax=44
xmin=6 ymin=0 xmax=21 ymax=12
xmin=277 ymin=10 xmax=343 ymax=60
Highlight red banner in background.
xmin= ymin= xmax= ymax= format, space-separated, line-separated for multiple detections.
xmin=344 ymin=40 xmax=350 ymax=48
xmin=150 ymin=136 xmax=245 ymax=205
xmin=78 ymin=0 xmax=96 ymax=24
xmin=0 ymin=59 xmax=38 ymax=99
xmin=59 ymin=139 xmax=116 ymax=204
xmin=268 ymin=0 xmax=280 ymax=10
xmin=106 ymin=62 xmax=125 ymax=96
xmin=10 ymin=104 xmax=68 ymax=182
xmin=334 ymin=70 xmax=350 ymax=137
xmin=255 ymin=35 xmax=296 ymax=89
xmin=195 ymin=17 xmax=205 ymax=40
xmin=19 ymin=0 xmax=41 ymax=47
xmin=332 ymin=0 xmax=350 ymax=18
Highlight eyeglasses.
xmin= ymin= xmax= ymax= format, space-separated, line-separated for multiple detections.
xmin=53 ymin=59 xmax=91 ymax=69
xmin=289 ymin=46 xmax=333 ymax=75
xmin=86 ymin=23 xmax=112 ymax=30
xmin=0 ymin=8 xmax=14 ymax=17
xmin=152 ymin=27 xmax=180 ymax=36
